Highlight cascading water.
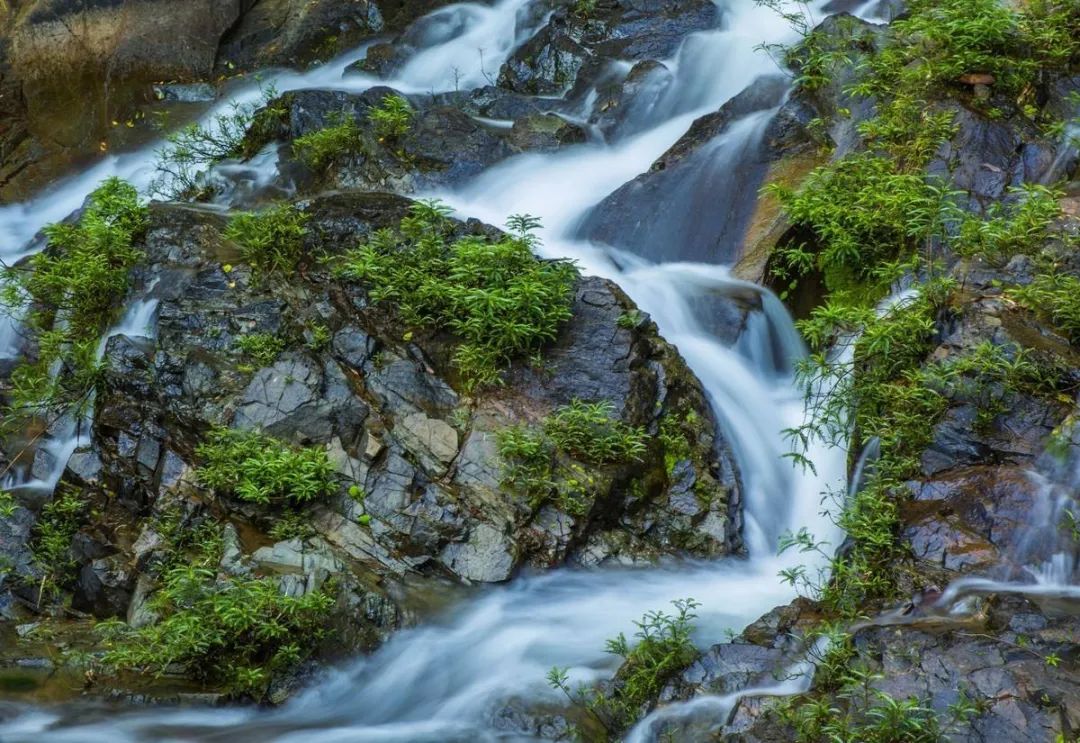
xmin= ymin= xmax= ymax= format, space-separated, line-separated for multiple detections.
xmin=0 ymin=0 xmax=895 ymax=740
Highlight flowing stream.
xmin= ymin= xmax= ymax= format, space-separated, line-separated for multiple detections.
xmin=5 ymin=0 xmax=1070 ymax=740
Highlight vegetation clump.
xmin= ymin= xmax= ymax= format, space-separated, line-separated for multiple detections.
xmin=369 ymin=95 xmax=413 ymax=142
xmin=1 ymin=177 xmax=146 ymax=418
xmin=549 ymin=598 xmax=700 ymax=736
xmin=225 ymin=203 xmax=310 ymax=279
xmin=96 ymin=522 xmax=332 ymax=694
xmin=234 ymin=332 xmax=286 ymax=368
xmin=196 ymin=427 xmax=336 ymax=505
xmin=339 ymin=201 xmax=578 ymax=389
xmin=1013 ymin=271 xmax=1080 ymax=344
xmin=777 ymin=629 xmax=980 ymax=743
xmin=292 ymin=114 xmax=364 ymax=169
xmin=29 ymin=487 xmax=88 ymax=602
xmin=498 ymin=399 xmax=647 ymax=515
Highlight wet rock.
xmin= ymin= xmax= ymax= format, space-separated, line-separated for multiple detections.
xmin=277 ymin=89 xmax=515 ymax=194
xmin=0 ymin=502 xmax=37 ymax=590
xmin=590 ymin=60 xmax=674 ymax=139
xmin=216 ymin=0 xmax=384 ymax=72
xmin=902 ymin=467 xmax=1062 ymax=575
xmin=507 ymin=114 xmax=588 ymax=152
xmin=497 ymin=0 xmax=719 ymax=96
xmin=440 ymin=522 xmax=516 ymax=582
xmin=72 ymin=555 xmax=133 ymax=619
xmin=499 ymin=22 xmax=593 ymax=96
xmin=579 ymin=75 xmax=790 ymax=264
xmin=152 ymin=83 xmax=217 ymax=103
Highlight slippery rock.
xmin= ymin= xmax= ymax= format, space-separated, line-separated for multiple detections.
xmin=580 ymin=75 xmax=790 ymax=264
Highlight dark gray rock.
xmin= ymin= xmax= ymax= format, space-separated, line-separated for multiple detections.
xmin=579 ymin=75 xmax=790 ymax=264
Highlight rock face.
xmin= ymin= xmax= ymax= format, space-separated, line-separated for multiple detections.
xmin=579 ymin=75 xmax=792 ymax=264
xmin=215 ymin=0 xmax=385 ymax=72
xmin=254 ymin=87 xmax=587 ymax=197
xmin=0 ymin=188 xmax=742 ymax=697
xmin=0 ymin=0 xmax=389 ymax=201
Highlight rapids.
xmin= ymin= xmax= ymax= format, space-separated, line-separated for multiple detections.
xmin=0 ymin=0 xmax=1070 ymax=740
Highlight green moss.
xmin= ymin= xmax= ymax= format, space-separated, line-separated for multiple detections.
xmin=339 ymin=201 xmax=578 ymax=389
xmin=225 ymin=203 xmax=310 ymax=279
xmin=196 ymin=428 xmax=337 ymax=505
xmin=2 ymin=177 xmax=146 ymax=420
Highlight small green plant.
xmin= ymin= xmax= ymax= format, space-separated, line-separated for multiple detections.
xmin=549 ymin=598 xmax=700 ymax=735
xmin=225 ymin=203 xmax=310 ymax=278
xmin=957 ymin=185 xmax=1063 ymax=265
xmin=292 ymin=115 xmax=363 ymax=169
xmin=0 ymin=491 xmax=18 ymax=519
xmin=30 ymin=487 xmax=87 ymax=602
xmin=780 ymin=629 xmax=981 ymax=743
xmin=1012 ymin=270 xmax=1080 ymax=344
xmin=234 ymin=332 xmax=285 ymax=367
xmin=571 ymin=0 xmax=597 ymax=19
xmin=339 ymin=202 xmax=578 ymax=389
xmin=369 ymin=95 xmax=413 ymax=142
xmin=269 ymin=511 xmax=317 ymax=542
xmin=196 ymin=428 xmax=336 ymax=505
xmin=617 ymin=310 xmax=644 ymax=329
xmin=498 ymin=400 xmax=647 ymax=515
xmin=305 ymin=322 xmax=331 ymax=352
xmin=347 ymin=484 xmax=366 ymax=504
xmin=2 ymin=177 xmax=147 ymax=420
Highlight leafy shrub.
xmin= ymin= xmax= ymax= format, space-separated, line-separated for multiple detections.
xmin=234 ymin=332 xmax=285 ymax=367
xmin=766 ymin=154 xmax=959 ymax=299
xmin=498 ymin=400 xmax=647 ymax=515
xmin=224 ymin=203 xmax=310 ymax=278
xmin=196 ymin=428 xmax=336 ymax=505
xmin=96 ymin=562 xmax=332 ymax=694
xmin=29 ymin=487 xmax=87 ymax=601
xmin=339 ymin=201 xmax=578 ymax=389
xmin=545 ymin=400 xmax=649 ymax=462
xmin=549 ymin=598 xmax=700 ymax=735
xmin=369 ymin=95 xmax=413 ymax=141
xmin=1013 ymin=271 xmax=1080 ymax=344
xmin=2 ymin=177 xmax=146 ymax=418
xmin=957 ymin=185 xmax=1063 ymax=264
xmin=292 ymin=115 xmax=363 ymax=169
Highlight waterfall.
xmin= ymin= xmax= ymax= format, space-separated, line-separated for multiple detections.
xmin=0 ymin=0 xmax=894 ymax=740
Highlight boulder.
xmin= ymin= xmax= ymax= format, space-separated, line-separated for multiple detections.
xmin=578 ymin=75 xmax=790 ymax=264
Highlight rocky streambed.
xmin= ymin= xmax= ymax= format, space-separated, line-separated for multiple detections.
xmin=0 ymin=0 xmax=1077 ymax=741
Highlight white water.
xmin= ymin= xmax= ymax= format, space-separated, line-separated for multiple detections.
xmin=0 ymin=1 xmax=897 ymax=740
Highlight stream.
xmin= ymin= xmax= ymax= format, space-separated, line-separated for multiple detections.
xmin=0 ymin=0 xmax=1074 ymax=740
